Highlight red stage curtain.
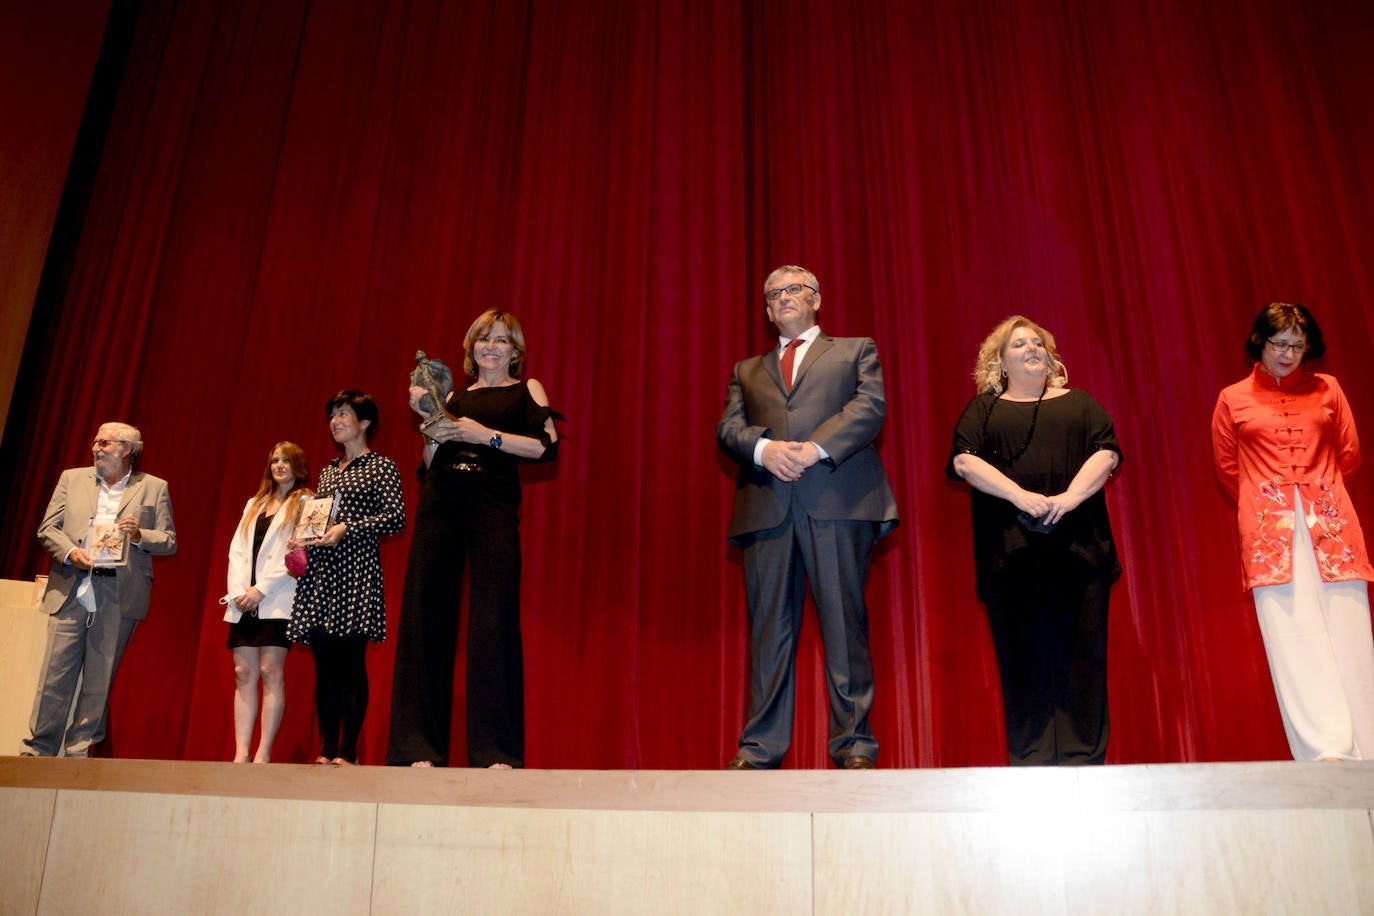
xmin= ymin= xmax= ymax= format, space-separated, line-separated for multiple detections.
xmin=4 ymin=0 xmax=1374 ymax=768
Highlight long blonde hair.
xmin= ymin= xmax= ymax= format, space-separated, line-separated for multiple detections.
xmin=237 ymin=442 xmax=313 ymax=537
xmin=971 ymin=315 xmax=1069 ymax=394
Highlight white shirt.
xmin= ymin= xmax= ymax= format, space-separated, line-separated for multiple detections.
xmin=752 ymin=326 xmax=829 ymax=466
xmin=67 ymin=469 xmax=131 ymax=565
xmin=95 ymin=469 xmax=131 ymax=521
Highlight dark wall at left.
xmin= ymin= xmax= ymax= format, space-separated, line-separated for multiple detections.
xmin=0 ymin=1 xmax=112 ymax=441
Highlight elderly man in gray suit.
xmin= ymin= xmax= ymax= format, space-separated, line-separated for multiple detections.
xmin=718 ymin=265 xmax=899 ymax=770
xmin=21 ymin=422 xmax=177 ymax=757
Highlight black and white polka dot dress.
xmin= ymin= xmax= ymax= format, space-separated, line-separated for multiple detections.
xmin=288 ymin=450 xmax=405 ymax=644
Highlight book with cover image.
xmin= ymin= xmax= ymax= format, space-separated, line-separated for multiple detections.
xmin=89 ymin=520 xmax=129 ymax=567
xmin=294 ymin=496 xmax=335 ymax=544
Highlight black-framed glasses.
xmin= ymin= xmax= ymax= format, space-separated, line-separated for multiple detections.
xmin=1266 ymin=338 xmax=1307 ymax=355
xmin=765 ymin=283 xmax=818 ymax=302
xmin=92 ymin=439 xmax=118 ymax=449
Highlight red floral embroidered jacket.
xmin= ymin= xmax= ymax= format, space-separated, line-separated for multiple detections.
xmin=1212 ymin=365 xmax=1373 ymax=590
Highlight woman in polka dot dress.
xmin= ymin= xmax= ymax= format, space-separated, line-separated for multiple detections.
xmin=289 ymin=390 xmax=405 ymax=764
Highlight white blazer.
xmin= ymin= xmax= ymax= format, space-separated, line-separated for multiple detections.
xmin=221 ymin=495 xmax=305 ymax=623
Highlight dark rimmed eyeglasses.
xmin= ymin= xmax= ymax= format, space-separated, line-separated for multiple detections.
xmin=765 ymin=283 xmax=818 ymax=302
xmin=1265 ymin=338 xmax=1307 ymax=355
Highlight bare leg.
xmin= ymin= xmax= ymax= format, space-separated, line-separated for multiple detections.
xmin=232 ymin=646 xmax=261 ymax=762
xmin=254 ymin=646 xmax=288 ymax=763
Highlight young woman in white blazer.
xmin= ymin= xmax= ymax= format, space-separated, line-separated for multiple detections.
xmin=222 ymin=442 xmax=313 ymax=762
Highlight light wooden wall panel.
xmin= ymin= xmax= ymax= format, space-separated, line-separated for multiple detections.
xmin=0 ymin=785 xmax=55 ymax=915
xmin=38 ymin=790 xmax=378 ymax=914
xmin=372 ymin=805 xmax=812 ymax=914
xmin=813 ymin=808 xmax=1374 ymax=915
xmin=0 ymin=578 xmax=46 ymax=754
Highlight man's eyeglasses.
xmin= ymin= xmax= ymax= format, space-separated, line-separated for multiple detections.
xmin=1266 ymin=338 xmax=1308 ymax=355
xmin=765 ymin=283 xmax=818 ymax=302
xmin=92 ymin=439 xmax=119 ymax=449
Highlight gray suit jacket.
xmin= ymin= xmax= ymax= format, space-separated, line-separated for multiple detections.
xmin=37 ymin=467 xmax=177 ymax=620
xmin=718 ymin=334 xmax=899 ymax=544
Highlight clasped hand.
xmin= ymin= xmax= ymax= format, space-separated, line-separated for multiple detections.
xmin=762 ymin=440 xmax=820 ymax=482
xmin=233 ymin=586 xmax=265 ymax=612
xmin=1011 ymin=489 xmax=1084 ymax=525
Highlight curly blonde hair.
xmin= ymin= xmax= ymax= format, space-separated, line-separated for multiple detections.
xmin=972 ymin=315 xmax=1068 ymax=394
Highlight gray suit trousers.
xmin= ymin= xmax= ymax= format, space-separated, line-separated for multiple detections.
xmin=23 ymin=574 xmax=139 ymax=757
xmin=737 ymin=496 xmax=879 ymax=768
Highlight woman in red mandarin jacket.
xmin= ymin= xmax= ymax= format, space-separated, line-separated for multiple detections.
xmin=1212 ymin=302 xmax=1374 ymax=761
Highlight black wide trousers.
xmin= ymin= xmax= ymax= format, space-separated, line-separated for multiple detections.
xmin=386 ymin=466 xmax=524 ymax=767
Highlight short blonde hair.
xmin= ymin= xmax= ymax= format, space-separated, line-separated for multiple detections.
xmin=463 ymin=310 xmax=527 ymax=378
xmin=971 ymin=316 xmax=1068 ymax=394
xmin=762 ymin=265 xmax=820 ymax=300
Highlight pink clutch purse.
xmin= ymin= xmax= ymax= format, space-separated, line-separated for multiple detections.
xmin=285 ymin=547 xmax=308 ymax=578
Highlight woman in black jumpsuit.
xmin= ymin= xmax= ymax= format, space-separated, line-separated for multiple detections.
xmin=387 ymin=310 xmax=559 ymax=768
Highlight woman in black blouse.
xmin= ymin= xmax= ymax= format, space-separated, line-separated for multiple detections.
xmin=387 ymin=310 xmax=559 ymax=769
xmin=948 ymin=316 xmax=1122 ymax=765
xmin=289 ymin=391 xmax=406 ymax=765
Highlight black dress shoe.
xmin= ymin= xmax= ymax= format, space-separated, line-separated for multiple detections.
xmin=842 ymin=755 xmax=875 ymax=769
xmin=726 ymin=757 xmax=759 ymax=769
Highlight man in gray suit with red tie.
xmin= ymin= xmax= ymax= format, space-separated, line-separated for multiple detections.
xmin=718 ymin=265 xmax=899 ymax=770
xmin=21 ymin=422 xmax=176 ymax=757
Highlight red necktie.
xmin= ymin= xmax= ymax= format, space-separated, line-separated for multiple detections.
xmin=781 ymin=338 xmax=803 ymax=391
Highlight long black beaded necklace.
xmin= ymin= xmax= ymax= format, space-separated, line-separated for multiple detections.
xmin=981 ymin=380 xmax=1048 ymax=464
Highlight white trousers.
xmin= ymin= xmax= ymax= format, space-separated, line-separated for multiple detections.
xmin=1252 ymin=490 xmax=1374 ymax=760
